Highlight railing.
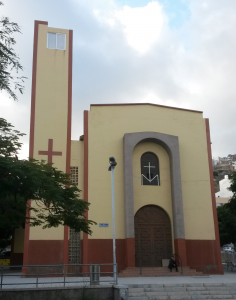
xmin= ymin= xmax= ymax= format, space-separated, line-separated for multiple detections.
xmin=0 ymin=263 xmax=118 ymax=289
xmin=173 ymin=253 xmax=183 ymax=275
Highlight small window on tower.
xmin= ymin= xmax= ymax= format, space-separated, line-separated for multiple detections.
xmin=47 ymin=33 xmax=66 ymax=50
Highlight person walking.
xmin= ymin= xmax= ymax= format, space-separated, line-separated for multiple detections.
xmin=168 ymin=255 xmax=178 ymax=272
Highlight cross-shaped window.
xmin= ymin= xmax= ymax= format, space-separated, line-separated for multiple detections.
xmin=141 ymin=152 xmax=160 ymax=186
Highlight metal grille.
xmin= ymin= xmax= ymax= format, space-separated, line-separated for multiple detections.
xmin=69 ymin=229 xmax=80 ymax=264
xmin=70 ymin=167 xmax=78 ymax=185
xmin=69 ymin=167 xmax=80 ymax=263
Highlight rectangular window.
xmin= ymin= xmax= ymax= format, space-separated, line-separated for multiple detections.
xmin=47 ymin=32 xmax=66 ymax=50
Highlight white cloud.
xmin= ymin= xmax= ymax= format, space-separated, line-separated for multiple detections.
xmin=115 ymin=2 xmax=164 ymax=53
xmin=1 ymin=0 xmax=236 ymax=158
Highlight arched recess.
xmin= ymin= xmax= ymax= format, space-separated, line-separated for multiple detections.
xmin=135 ymin=205 xmax=172 ymax=267
xmin=123 ymin=132 xmax=187 ymax=267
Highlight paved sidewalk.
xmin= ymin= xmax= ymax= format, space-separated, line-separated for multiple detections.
xmin=1 ymin=270 xmax=236 ymax=289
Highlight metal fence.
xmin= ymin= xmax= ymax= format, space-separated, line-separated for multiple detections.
xmin=0 ymin=263 xmax=117 ymax=289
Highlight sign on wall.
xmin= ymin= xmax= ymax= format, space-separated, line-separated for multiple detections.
xmin=99 ymin=223 xmax=109 ymax=227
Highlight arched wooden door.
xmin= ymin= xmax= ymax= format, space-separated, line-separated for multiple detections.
xmin=135 ymin=205 xmax=172 ymax=267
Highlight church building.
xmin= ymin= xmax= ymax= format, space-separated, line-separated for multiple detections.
xmin=17 ymin=21 xmax=223 ymax=274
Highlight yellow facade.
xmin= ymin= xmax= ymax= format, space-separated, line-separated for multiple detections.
xmin=87 ymin=104 xmax=215 ymax=241
xmin=29 ymin=23 xmax=71 ymax=241
xmin=24 ymin=20 xmax=222 ymax=273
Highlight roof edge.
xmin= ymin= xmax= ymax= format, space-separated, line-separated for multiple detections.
xmin=90 ymin=103 xmax=203 ymax=114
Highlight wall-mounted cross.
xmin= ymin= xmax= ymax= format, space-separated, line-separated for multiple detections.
xmin=38 ymin=139 xmax=62 ymax=164
xmin=144 ymin=162 xmax=155 ymax=180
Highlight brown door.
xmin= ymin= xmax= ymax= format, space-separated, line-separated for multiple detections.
xmin=135 ymin=205 xmax=172 ymax=267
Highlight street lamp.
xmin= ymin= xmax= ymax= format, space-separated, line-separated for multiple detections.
xmin=108 ymin=157 xmax=117 ymax=284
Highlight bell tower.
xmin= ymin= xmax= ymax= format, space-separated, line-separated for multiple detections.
xmin=23 ymin=21 xmax=73 ymax=266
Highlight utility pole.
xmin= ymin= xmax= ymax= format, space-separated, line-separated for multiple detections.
xmin=108 ymin=157 xmax=117 ymax=284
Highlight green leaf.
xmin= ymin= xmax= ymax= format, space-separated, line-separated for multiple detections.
xmin=0 ymin=118 xmax=96 ymax=252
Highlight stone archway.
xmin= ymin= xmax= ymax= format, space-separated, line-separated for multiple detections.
xmin=123 ymin=131 xmax=187 ymax=268
xmin=135 ymin=205 xmax=172 ymax=267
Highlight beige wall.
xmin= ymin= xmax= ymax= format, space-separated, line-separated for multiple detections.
xmin=34 ymin=24 xmax=69 ymax=169
xmin=30 ymin=24 xmax=70 ymax=240
xmin=87 ymin=105 xmax=215 ymax=240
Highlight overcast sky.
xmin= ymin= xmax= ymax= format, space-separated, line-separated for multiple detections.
xmin=1 ymin=0 xmax=236 ymax=159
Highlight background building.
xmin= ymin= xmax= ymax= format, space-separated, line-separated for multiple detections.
xmin=215 ymin=175 xmax=233 ymax=207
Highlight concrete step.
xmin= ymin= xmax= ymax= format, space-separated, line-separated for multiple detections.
xmin=144 ymin=288 xmax=188 ymax=292
xmin=121 ymin=267 xmax=191 ymax=270
xmin=128 ymin=296 xmax=235 ymax=300
xmin=128 ymin=284 xmax=204 ymax=288
xmin=121 ymin=270 xmax=195 ymax=272
xmin=189 ymin=291 xmax=231 ymax=295
xmin=120 ymin=272 xmax=199 ymax=275
xmin=190 ymin=296 xmax=234 ymax=299
xmin=127 ymin=284 xmax=236 ymax=300
xmin=129 ymin=291 xmax=190 ymax=297
xmin=120 ymin=274 xmax=202 ymax=277
xmin=120 ymin=271 xmax=183 ymax=274
xmin=129 ymin=288 xmax=236 ymax=293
